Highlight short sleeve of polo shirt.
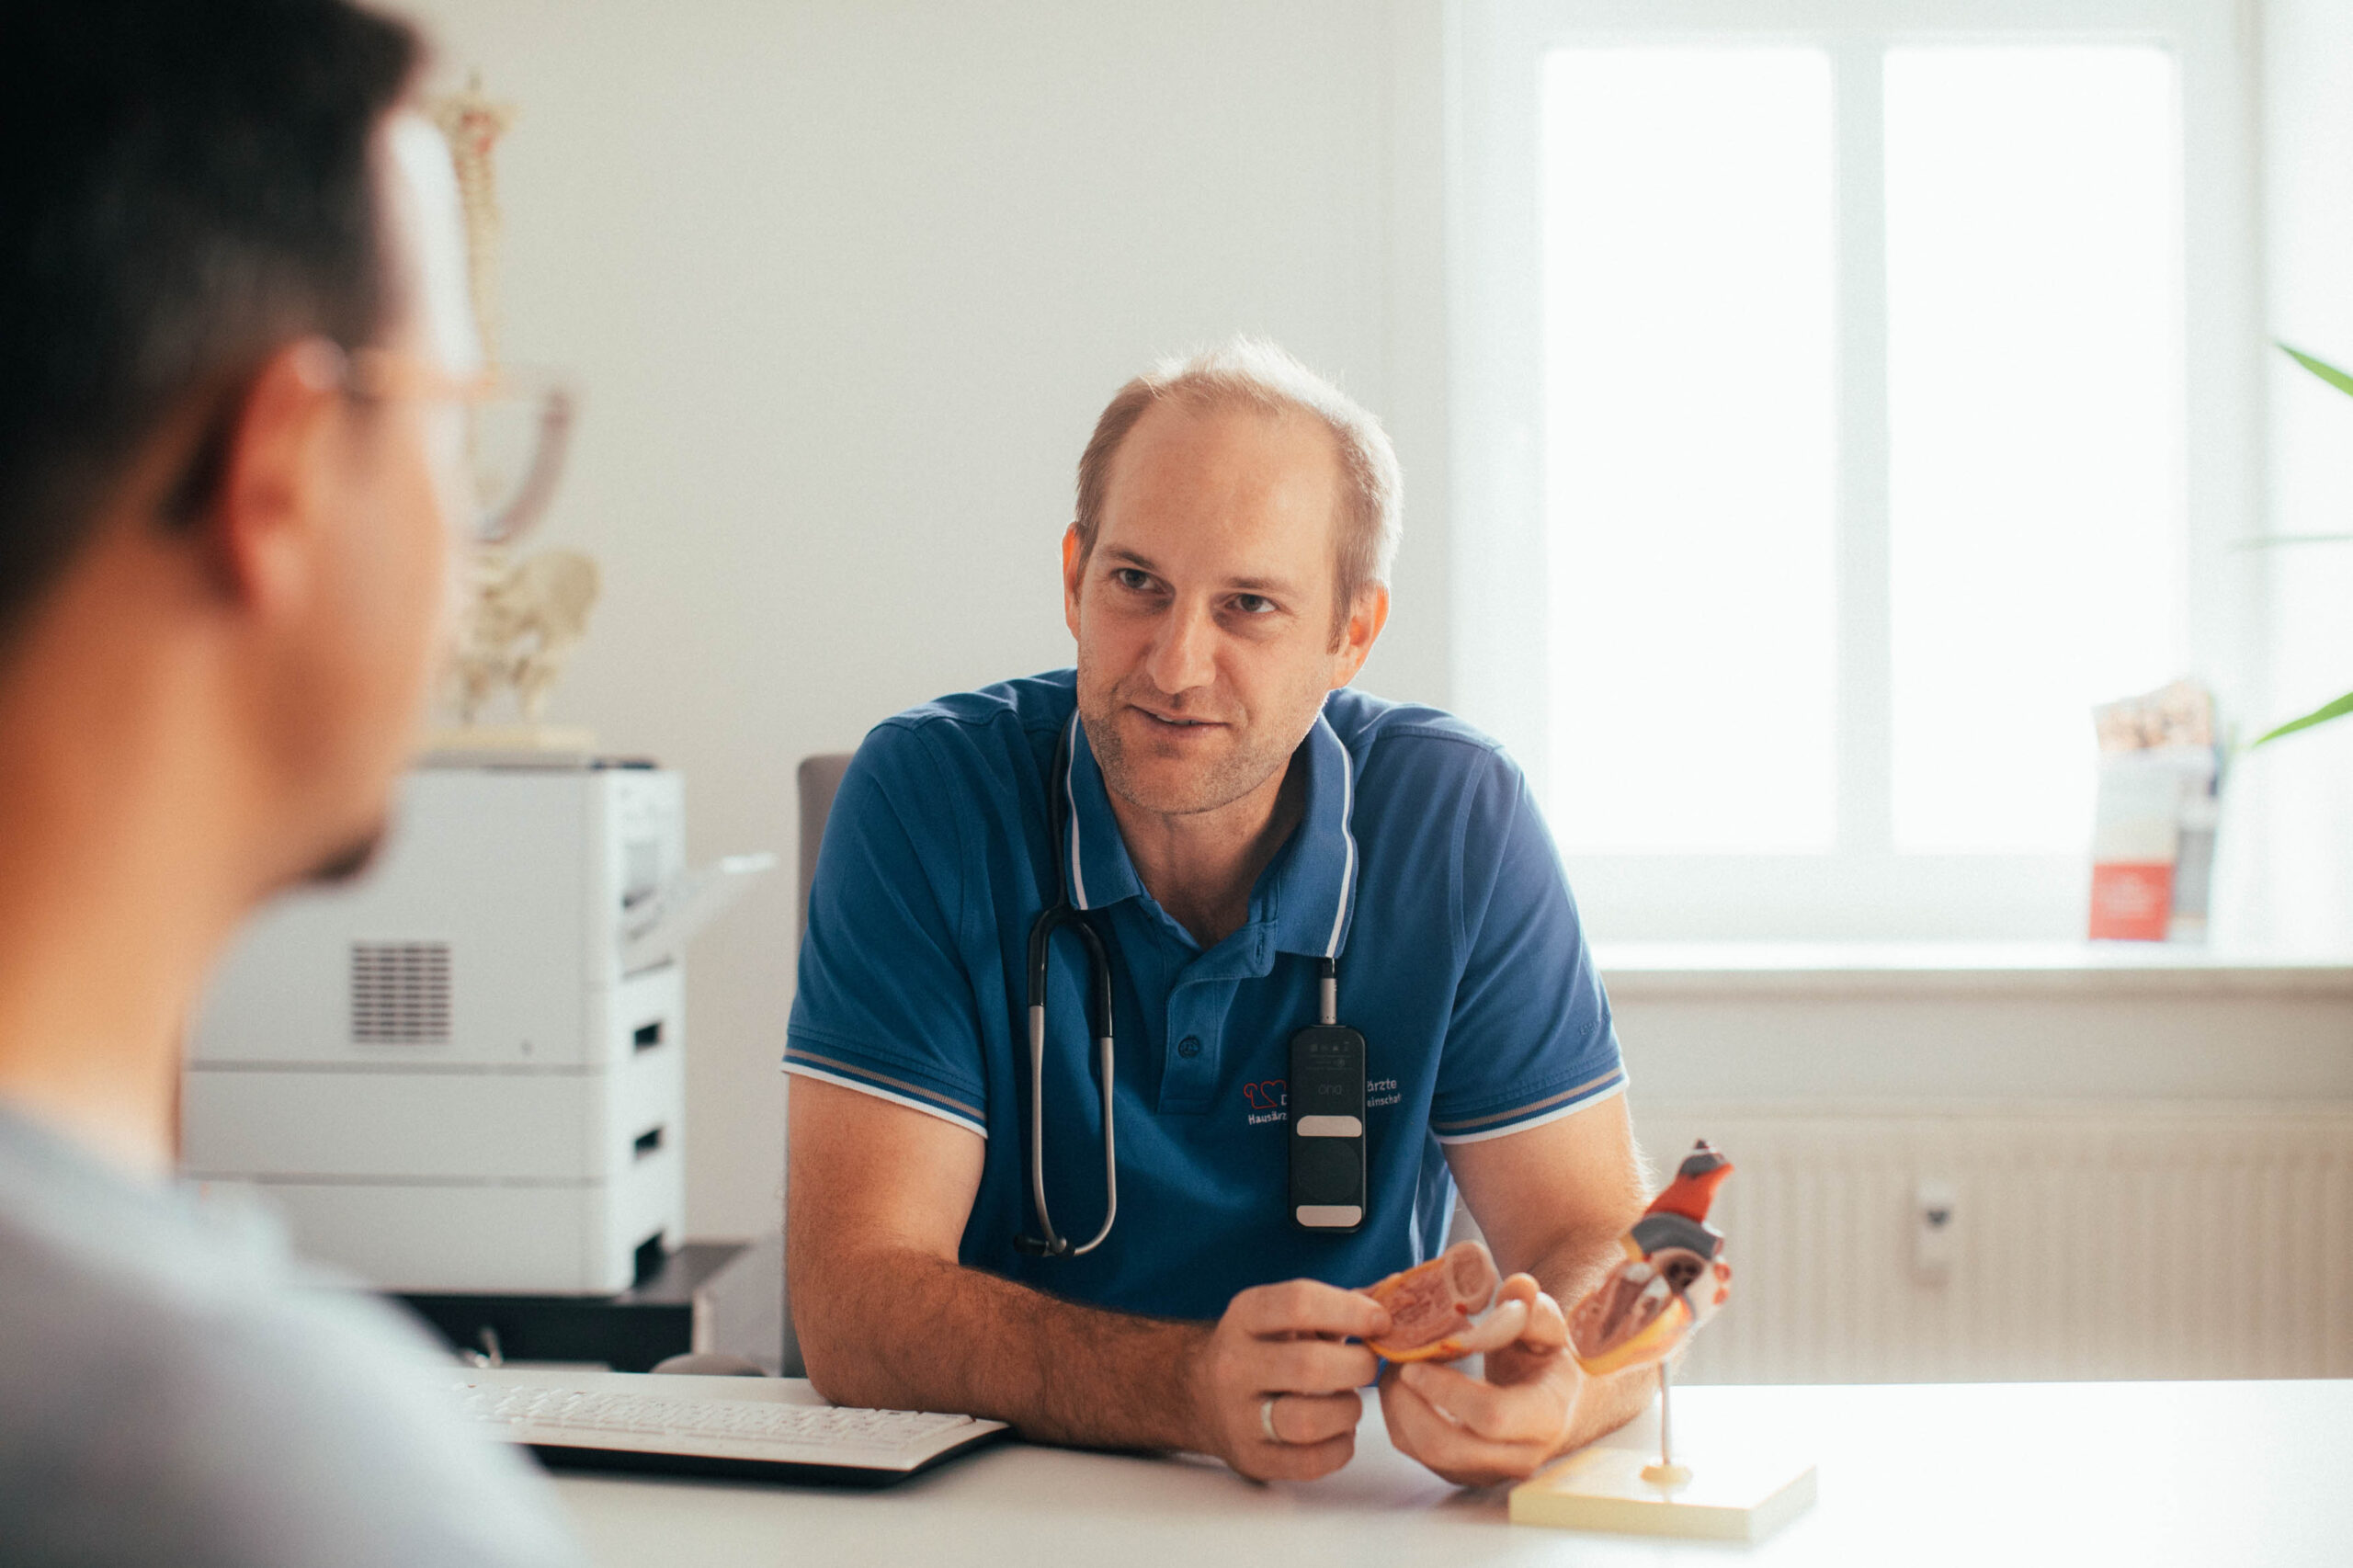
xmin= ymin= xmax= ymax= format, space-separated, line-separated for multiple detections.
xmin=784 ymin=723 xmax=991 ymax=1138
xmin=1426 ymin=747 xmax=1625 ymax=1143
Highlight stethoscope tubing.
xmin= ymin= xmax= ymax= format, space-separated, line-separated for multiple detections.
xmin=1020 ymin=715 xmax=1120 ymax=1257
xmin=1024 ymin=999 xmax=1118 ymax=1256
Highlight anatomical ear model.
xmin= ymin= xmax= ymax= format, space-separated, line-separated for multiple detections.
xmin=1567 ymin=1142 xmax=1733 ymax=1377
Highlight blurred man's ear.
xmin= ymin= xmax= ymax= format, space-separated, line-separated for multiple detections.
xmin=202 ymin=339 xmax=350 ymax=620
xmin=1063 ymin=523 xmax=1086 ymax=639
xmin=1329 ymin=583 xmax=1390 ymax=688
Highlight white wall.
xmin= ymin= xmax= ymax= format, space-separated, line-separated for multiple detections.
xmin=398 ymin=0 xmax=1451 ymax=1239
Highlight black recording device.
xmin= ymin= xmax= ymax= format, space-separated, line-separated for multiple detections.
xmin=1288 ymin=959 xmax=1367 ymax=1232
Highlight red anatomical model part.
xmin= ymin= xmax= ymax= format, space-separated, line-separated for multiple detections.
xmin=1567 ymin=1142 xmax=1734 ymax=1377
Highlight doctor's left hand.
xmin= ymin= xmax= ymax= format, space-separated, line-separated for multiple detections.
xmin=1376 ymin=1271 xmax=1586 ymax=1487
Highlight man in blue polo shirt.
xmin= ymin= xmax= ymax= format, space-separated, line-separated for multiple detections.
xmin=787 ymin=338 xmax=1653 ymax=1486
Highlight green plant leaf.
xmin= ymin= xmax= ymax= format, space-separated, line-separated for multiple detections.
xmin=2279 ymin=342 xmax=2353 ymax=399
xmin=2255 ymin=688 xmax=2353 ymax=746
xmin=2262 ymin=347 xmax=2353 ymax=748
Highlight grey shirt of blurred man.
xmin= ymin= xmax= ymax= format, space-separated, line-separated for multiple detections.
xmin=0 ymin=1108 xmax=575 ymax=1567
xmin=0 ymin=3 xmax=579 ymax=1562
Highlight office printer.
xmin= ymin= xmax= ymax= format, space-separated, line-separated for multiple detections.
xmin=186 ymin=761 xmax=770 ymax=1295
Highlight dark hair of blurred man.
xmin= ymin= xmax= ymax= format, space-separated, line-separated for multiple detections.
xmin=0 ymin=2 xmax=580 ymax=1562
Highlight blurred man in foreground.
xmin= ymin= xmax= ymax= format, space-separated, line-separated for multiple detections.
xmin=0 ymin=1 xmax=581 ymax=1562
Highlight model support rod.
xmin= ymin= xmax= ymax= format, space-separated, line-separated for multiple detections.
xmin=1658 ymin=1360 xmax=1673 ymax=1472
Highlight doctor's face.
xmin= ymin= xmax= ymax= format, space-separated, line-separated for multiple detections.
xmin=1063 ymin=402 xmax=1378 ymax=820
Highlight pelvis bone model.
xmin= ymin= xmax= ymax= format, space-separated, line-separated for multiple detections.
xmin=1567 ymin=1141 xmax=1733 ymax=1376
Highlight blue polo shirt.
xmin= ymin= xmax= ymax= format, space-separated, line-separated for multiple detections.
xmin=784 ymin=671 xmax=1624 ymax=1321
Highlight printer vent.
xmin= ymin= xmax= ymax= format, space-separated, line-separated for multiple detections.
xmin=350 ymin=941 xmax=452 ymax=1044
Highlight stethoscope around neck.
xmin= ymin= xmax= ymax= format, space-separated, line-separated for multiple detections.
xmin=1015 ymin=718 xmax=1120 ymax=1257
xmin=1016 ymin=714 xmax=1350 ymax=1259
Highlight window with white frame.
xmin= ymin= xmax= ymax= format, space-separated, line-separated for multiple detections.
xmin=1449 ymin=0 xmax=2256 ymax=941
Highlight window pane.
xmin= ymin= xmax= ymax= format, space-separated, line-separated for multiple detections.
xmin=1886 ymin=46 xmax=2186 ymax=854
xmin=1542 ymin=49 xmax=1838 ymax=854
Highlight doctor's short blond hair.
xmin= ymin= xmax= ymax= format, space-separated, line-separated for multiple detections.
xmin=1073 ymin=337 xmax=1403 ymax=642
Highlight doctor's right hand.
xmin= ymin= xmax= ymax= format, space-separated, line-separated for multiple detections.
xmin=1186 ymin=1279 xmax=1390 ymax=1482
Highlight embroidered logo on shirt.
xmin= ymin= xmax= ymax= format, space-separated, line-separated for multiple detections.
xmin=1244 ymin=1080 xmax=1287 ymax=1125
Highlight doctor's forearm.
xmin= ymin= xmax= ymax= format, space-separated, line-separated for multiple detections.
xmin=1530 ymin=1233 xmax=1652 ymax=1452
xmin=1558 ymin=1358 xmax=1654 ymax=1451
xmin=793 ymin=1241 xmax=1211 ymax=1450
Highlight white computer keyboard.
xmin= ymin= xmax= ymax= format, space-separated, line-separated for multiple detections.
xmin=453 ymin=1372 xmax=1008 ymax=1483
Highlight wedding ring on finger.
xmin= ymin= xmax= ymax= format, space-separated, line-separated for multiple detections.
xmin=1259 ymin=1394 xmax=1286 ymax=1445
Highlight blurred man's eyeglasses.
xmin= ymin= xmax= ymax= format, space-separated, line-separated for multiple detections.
xmin=341 ymin=347 xmax=576 ymax=549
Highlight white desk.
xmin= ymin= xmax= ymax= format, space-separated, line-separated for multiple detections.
xmin=550 ymin=1379 xmax=2353 ymax=1566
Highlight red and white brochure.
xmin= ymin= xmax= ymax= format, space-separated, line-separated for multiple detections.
xmin=2087 ymin=682 xmax=2218 ymax=943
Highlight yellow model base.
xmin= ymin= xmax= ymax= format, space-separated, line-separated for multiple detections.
xmin=1510 ymin=1443 xmax=1817 ymax=1542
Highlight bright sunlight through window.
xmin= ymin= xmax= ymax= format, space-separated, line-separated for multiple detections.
xmin=1886 ymin=47 xmax=2186 ymax=854
xmin=1542 ymin=49 xmax=1838 ymax=854
xmin=1538 ymin=42 xmax=2186 ymax=860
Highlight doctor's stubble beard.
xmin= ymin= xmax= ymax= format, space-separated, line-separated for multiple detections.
xmin=1079 ymin=679 xmax=1302 ymax=821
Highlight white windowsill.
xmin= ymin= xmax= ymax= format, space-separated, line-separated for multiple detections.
xmin=1592 ymin=941 xmax=2353 ymax=999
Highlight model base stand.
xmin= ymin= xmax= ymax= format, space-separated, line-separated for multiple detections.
xmin=1511 ymin=1369 xmax=1816 ymax=1542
